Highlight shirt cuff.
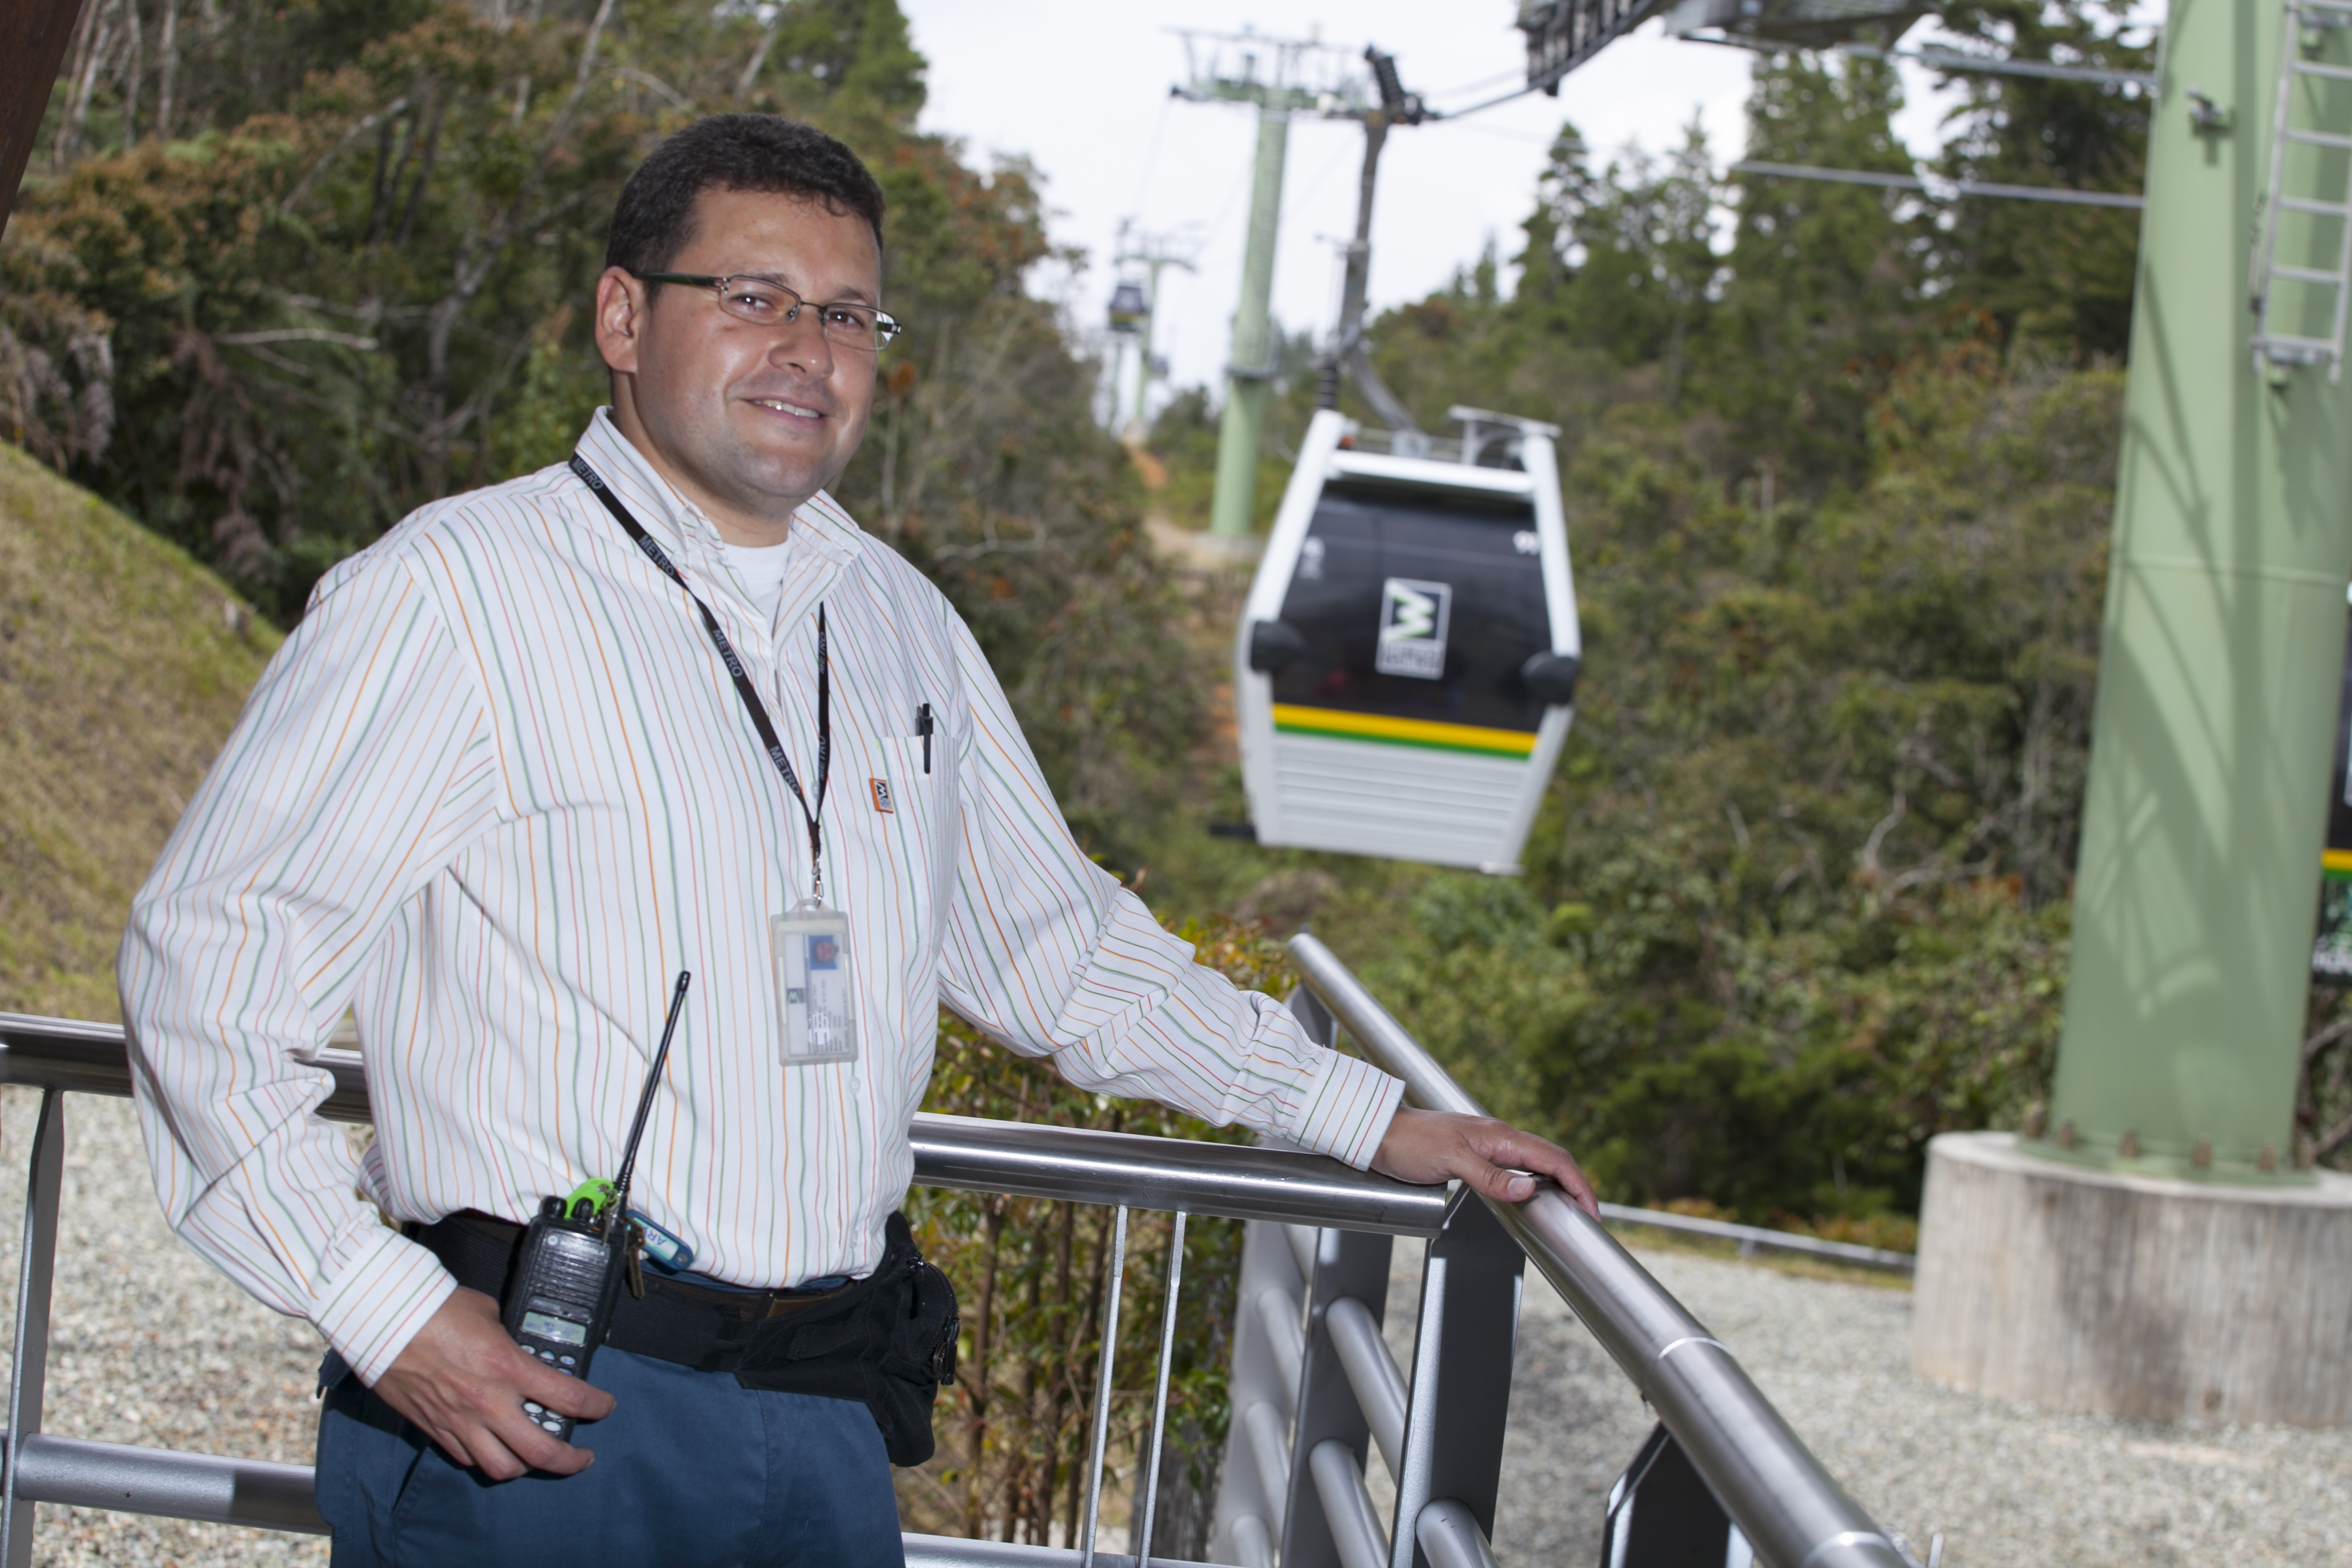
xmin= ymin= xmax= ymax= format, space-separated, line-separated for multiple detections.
xmin=1284 ymin=1049 xmax=1406 ymax=1170
xmin=309 ymin=1223 xmax=460 ymax=1385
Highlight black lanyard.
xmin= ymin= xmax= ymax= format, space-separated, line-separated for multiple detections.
xmin=569 ymin=454 xmax=831 ymax=900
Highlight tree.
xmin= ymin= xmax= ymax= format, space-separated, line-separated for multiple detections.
xmin=1329 ymin=344 xmax=2117 ymax=1218
xmin=1703 ymin=51 xmax=1927 ymax=491
xmin=1519 ymin=119 xmax=1723 ymax=399
xmin=8 ymin=0 xmax=1195 ymax=857
xmin=1927 ymin=0 xmax=2153 ymax=359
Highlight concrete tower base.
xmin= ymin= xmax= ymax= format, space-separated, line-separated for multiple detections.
xmin=1912 ymin=1132 xmax=2352 ymax=1426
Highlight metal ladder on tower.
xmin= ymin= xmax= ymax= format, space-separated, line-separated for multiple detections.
xmin=2252 ymin=0 xmax=2352 ymax=381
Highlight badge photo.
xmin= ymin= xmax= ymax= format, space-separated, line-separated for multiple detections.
xmin=772 ymin=901 xmax=857 ymax=1065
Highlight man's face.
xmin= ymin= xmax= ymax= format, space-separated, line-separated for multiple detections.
xmin=596 ymin=187 xmax=881 ymax=536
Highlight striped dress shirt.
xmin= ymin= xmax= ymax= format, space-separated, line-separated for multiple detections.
xmin=118 ymin=412 xmax=1404 ymax=1385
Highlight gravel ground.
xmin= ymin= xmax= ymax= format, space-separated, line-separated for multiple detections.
xmin=3 ymin=1086 xmax=2348 ymax=1567
xmin=1374 ymin=1236 xmax=2352 ymax=1568
xmin=0 ymin=1086 xmax=332 ymax=1566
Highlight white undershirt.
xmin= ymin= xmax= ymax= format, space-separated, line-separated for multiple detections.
xmin=721 ymin=538 xmax=793 ymax=623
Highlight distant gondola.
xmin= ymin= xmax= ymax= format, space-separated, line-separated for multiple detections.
xmin=1232 ymin=406 xmax=1582 ymax=873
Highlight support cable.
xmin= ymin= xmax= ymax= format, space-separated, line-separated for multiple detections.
xmin=1731 ymin=159 xmax=2145 ymax=209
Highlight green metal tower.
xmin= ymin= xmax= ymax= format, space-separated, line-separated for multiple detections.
xmin=1172 ymin=29 xmax=1363 ymax=541
xmin=1210 ymin=105 xmax=1293 ymax=540
xmin=2038 ymin=0 xmax=2352 ymax=1182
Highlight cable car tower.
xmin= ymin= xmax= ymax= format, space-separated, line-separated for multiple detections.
xmin=1105 ymin=224 xmax=1195 ymax=439
xmin=1171 ymin=28 xmax=1369 ymax=541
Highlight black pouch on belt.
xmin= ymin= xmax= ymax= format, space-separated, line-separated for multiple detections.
xmin=733 ymin=1211 xmax=960 ymax=1466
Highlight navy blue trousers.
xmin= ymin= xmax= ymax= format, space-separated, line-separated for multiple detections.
xmin=315 ymin=1349 xmax=904 ymax=1567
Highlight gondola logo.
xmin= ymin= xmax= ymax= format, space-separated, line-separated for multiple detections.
xmin=1375 ymin=577 xmax=1452 ymax=679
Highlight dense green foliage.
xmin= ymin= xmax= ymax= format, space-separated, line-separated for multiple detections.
xmin=13 ymin=0 xmax=2338 ymax=1241
xmin=1367 ymin=347 xmax=2112 ymax=1219
xmin=6 ymin=0 xmax=1190 ymax=857
xmin=1131 ymin=6 xmax=2233 ymax=1222
xmin=1930 ymin=1 xmax=2152 ymax=356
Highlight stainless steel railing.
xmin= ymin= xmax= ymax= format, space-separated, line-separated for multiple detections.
xmin=0 ymin=937 xmax=1910 ymax=1568
xmin=0 ymin=1012 xmax=1445 ymax=1236
xmin=0 ymin=1010 xmax=1437 ymax=1564
xmin=1594 ymin=1204 xmax=1912 ymax=1276
xmin=1282 ymin=932 xmax=1905 ymax=1568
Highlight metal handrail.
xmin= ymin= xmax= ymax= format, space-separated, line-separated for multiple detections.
xmin=0 ymin=1013 xmax=1448 ymax=1235
xmin=0 ymin=1013 xmax=366 ymax=1122
xmin=907 ymin=1113 xmax=1443 ymax=1234
xmin=1285 ymin=933 xmax=1906 ymax=1568
xmin=1596 ymin=1201 xmax=1914 ymax=1275
xmin=1 ymin=964 xmax=1906 ymax=1568
xmin=0 ymin=1007 xmax=1452 ymax=1559
xmin=0 ymin=1423 xmax=1205 ymax=1568
xmin=0 ymin=1432 xmax=323 ymax=1534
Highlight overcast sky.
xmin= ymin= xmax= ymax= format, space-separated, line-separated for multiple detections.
xmin=896 ymin=4 xmax=1983 ymax=420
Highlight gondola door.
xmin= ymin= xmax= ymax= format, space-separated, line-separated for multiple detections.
xmin=1234 ymin=409 xmax=1581 ymax=872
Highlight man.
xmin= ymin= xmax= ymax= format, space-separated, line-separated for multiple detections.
xmin=120 ymin=115 xmax=1593 ymax=1567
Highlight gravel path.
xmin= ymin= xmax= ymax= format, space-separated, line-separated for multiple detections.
xmin=1405 ymin=1238 xmax=2352 ymax=1568
xmin=2 ymin=1086 xmax=2347 ymax=1567
xmin=0 ymin=1086 xmax=331 ymax=1566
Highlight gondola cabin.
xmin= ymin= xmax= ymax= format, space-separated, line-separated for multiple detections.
xmin=1233 ymin=406 xmax=1582 ymax=873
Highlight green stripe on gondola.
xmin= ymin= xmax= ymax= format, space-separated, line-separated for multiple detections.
xmin=1271 ymin=704 xmax=1537 ymax=758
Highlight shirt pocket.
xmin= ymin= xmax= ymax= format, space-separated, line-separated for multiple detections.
xmin=842 ymin=736 xmax=955 ymax=1038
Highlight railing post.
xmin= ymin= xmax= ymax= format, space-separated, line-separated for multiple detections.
xmin=1277 ymin=1226 xmax=1394 ymax=1568
xmin=1388 ymin=1189 xmax=1522 ymax=1568
xmin=4 ymin=1088 xmax=66 ymax=1568
xmin=1212 ymin=1219 xmax=1311 ymax=1564
xmin=1132 ymin=1210 xmax=1188 ymax=1567
xmin=1080 ymin=1206 xmax=1131 ymax=1568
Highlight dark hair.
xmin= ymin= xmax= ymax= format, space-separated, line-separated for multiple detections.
xmin=604 ymin=115 xmax=886 ymax=276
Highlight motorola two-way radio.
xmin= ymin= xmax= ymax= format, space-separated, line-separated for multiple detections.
xmin=504 ymin=970 xmax=691 ymax=1442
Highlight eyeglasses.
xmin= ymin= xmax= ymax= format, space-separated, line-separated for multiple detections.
xmin=638 ymin=272 xmax=904 ymax=350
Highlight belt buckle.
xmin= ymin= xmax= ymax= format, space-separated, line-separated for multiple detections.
xmin=761 ymin=1290 xmax=833 ymax=1320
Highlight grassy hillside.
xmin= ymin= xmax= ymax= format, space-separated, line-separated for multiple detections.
xmin=0 ymin=444 xmax=278 ymax=1024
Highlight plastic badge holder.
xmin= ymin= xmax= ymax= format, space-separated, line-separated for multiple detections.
xmin=773 ymin=898 xmax=857 ymax=1064
xmin=627 ymin=1210 xmax=696 ymax=1271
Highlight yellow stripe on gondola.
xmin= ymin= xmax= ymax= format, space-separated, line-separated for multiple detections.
xmin=1271 ymin=704 xmax=1538 ymax=758
xmin=2325 ymin=848 xmax=2352 ymax=876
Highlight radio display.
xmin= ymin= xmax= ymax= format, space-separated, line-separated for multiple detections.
xmin=520 ymin=1310 xmax=588 ymax=1346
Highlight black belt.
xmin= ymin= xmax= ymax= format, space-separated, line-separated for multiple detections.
xmin=408 ymin=1208 xmax=957 ymax=1466
xmin=409 ymin=1211 xmax=854 ymax=1378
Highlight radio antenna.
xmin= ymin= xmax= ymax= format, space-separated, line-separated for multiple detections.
xmin=612 ymin=970 xmax=691 ymax=1220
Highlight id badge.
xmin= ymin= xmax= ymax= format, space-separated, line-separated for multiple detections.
xmin=772 ymin=898 xmax=857 ymax=1065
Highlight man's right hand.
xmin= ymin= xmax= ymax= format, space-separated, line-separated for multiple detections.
xmin=367 ymin=1287 xmax=617 ymax=1480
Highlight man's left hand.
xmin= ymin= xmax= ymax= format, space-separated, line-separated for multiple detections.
xmin=1371 ymin=1107 xmax=1600 ymax=1217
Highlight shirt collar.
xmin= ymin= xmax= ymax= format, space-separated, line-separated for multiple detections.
xmin=574 ymin=407 xmax=700 ymax=555
xmin=784 ymin=487 xmax=866 ymax=572
xmin=570 ymin=407 xmax=867 ymax=576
